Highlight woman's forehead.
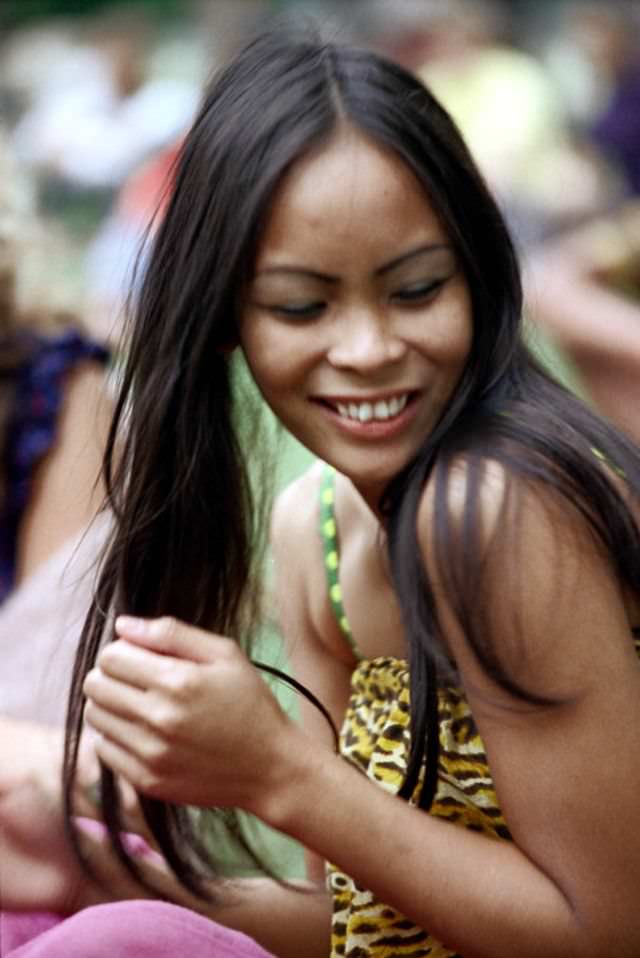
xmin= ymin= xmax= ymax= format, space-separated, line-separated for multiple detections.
xmin=255 ymin=129 xmax=447 ymax=267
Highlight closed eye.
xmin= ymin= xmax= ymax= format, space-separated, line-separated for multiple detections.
xmin=391 ymin=277 xmax=449 ymax=305
xmin=269 ymin=302 xmax=326 ymax=320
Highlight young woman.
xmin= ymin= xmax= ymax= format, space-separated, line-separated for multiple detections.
xmin=3 ymin=27 xmax=640 ymax=958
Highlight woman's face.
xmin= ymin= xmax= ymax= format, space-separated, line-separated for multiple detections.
xmin=239 ymin=127 xmax=472 ymax=509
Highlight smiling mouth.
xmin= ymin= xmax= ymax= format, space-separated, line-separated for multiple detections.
xmin=322 ymin=393 xmax=412 ymax=424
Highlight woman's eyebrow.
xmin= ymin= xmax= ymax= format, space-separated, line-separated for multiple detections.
xmin=254 ymin=242 xmax=450 ymax=283
xmin=254 ymin=265 xmax=339 ymax=283
xmin=375 ymin=243 xmax=450 ymax=276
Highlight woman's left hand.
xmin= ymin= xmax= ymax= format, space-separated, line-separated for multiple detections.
xmin=83 ymin=616 xmax=301 ymax=814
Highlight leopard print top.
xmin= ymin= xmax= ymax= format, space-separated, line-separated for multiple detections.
xmin=326 ymin=657 xmax=503 ymax=958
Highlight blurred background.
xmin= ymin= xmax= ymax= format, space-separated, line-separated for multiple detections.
xmin=2 ymin=0 xmax=640 ymax=391
xmin=0 ymin=0 xmax=640 ymax=436
xmin=1 ymin=0 xmax=640 ymax=435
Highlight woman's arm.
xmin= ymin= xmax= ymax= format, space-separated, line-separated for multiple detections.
xmin=16 ymin=360 xmax=112 ymax=584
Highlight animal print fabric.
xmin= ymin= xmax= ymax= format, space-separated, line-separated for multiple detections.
xmin=327 ymin=656 xmax=508 ymax=958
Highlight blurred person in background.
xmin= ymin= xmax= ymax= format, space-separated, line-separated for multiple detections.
xmin=543 ymin=1 xmax=640 ymax=198
xmin=527 ymin=1 xmax=640 ymax=443
xmin=0 ymin=133 xmax=116 ymax=952
xmin=0 ymin=133 xmax=112 ymax=724
xmin=526 ymin=198 xmax=640 ymax=443
xmin=7 ymin=11 xmax=199 ymax=198
xmin=415 ymin=0 xmax=618 ymax=247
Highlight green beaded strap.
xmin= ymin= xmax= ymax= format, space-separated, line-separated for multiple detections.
xmin=319 ymin=464 xmax=363 ymax=660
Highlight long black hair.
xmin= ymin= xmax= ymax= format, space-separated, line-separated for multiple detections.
xmin=64 ymin=25 xmax=640 ymax=891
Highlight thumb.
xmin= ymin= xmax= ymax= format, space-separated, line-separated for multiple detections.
xmin=114 ymin=615 xmax=224 ymax=664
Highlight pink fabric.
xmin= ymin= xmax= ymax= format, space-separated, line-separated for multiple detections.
xmin=1 ymin=902 xmax=275 ymax=957
xmin=1 ymin=912 xmax=61 ymax=953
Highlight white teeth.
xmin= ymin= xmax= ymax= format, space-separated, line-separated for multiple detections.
xmin=374 ymin=400 xmax=390 ymax=420
xmin=333 ymin=394 xmax=409 ymax=423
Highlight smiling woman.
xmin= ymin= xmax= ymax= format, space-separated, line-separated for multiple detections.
xmin=4 ymin=23 xmax=640 ymax=958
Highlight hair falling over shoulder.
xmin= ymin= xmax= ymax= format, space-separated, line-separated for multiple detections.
xmin=63 ymin=24 xmax=640 ymax=893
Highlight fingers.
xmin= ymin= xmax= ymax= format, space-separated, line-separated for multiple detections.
xmin=90 ymin=636 xmax=207 ymax=711
xmin=84 ymin=668 xmax=147 ymax=720
xmin=86 ymin=642 xmax=208 ymax=728
xmin=90 ymin=722 xmax=159 ymax=795
xmin=76 ymin=760 xmax=158 ymax=847
xmin=83 ymin=689 xmax=156 ymax=785
xmin=115 ymin=615 xmax=230 ymax=664
xmin=91 ymin=617 xmax=242 ymax=701
xmin=84 ymin=697 xmax=143 ymax=744
xmin=95 ymin=640 xmax=179 ymax=690
xmin=76 ymin=729 xmax=103 ymax=787
xmin=84 ymin=689 xmax=184 ymax=800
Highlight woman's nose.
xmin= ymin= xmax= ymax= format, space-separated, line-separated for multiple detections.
xmin=326 ymin=310 xmax=406 ymax=371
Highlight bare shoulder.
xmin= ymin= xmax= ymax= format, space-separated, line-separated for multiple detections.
xmin=270 ymin=461 xmax=325 ymax=558
xmin=416 ymin=453 xmax=635 ymax=701
xmin=417 ymin=453 xmax=599 ymax=552
xmin=416 ymin=455 xmax=509 ymax=548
